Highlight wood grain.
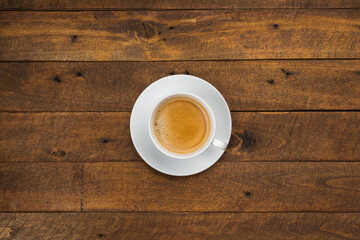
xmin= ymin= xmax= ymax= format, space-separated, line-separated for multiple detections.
xmin=226 ymin=112 xmax=360 ymax=161
xmin=1 ymin=0 xmax=360 ymax=10
xmin=0 ymin=112 xmax=135 ymax=162
xmin=0 ymin=10 xmax=359 ymax=61
xmin=0 ymin=212 xmax=359 ymax=240
xmin=1 ymin=61 xmax=359 ymax=111
xmin=0 ymin=163 xmax=81 ymax=211
xmin=83 ymin=162 xmax=360 ymax=211
xmin=0 ymin=162 xmax=359 ymax=212
xmin=1 ymin=112 xmax=359 ymax=162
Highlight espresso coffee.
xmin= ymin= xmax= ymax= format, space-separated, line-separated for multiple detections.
xmin=153 ymin=97 xmax=211 ymax=154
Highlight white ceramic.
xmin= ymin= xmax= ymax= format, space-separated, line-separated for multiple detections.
xmin=148 ymin=92 xmax=227 ymax=159
xmin=130 ymin=74 xmax=232 ymax=176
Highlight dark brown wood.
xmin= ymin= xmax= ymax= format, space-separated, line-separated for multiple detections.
xmin=0 ymin=212 xmax=359 ymax=240
xmin=0 ymin=161 xmax=359 ymax=212
xmin=0 ymin=10 xmax=359 ymax=61
xmin=0 ymin=112 xmax=135 ymax=162
xmin=1 ymin=112 xmax=358 ymax=162
xmin=0 ymin=4 xmax=359 ymax=239
xmin=225 ymin=112 xmax=360 ymax=161
xmin=0 ymin=163 xmax=81 ymax=211
xmin=1 ymin=61 xmax=359 ymax=111
xmin=83 ymin=162 xmax=360 ymax=211
xmin=1 ymin=0 xmax=359 ymax=10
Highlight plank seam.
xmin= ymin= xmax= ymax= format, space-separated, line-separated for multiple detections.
xmin=1 ymin=58 xmax=360 ymax=63
xmin=0 ymin=8 xmax=360 ymax=11
xmin=0 ymin=211 xmax=359 ymax=213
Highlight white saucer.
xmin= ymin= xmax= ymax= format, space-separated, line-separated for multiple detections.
xmin=130 ymin=75 xmax=232 ymax=176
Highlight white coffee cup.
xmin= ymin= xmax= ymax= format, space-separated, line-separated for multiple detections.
xmin=148 ymin=92 xmax=228 ymax=159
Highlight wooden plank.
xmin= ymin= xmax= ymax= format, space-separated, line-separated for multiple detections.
xmin=83 ymin=162 xmax=360 ymax=211
xmin=0 ymin=112 xmax=135 ymax=162
xmin=1 ymin=162 xmax=359 ymax=212
xmin=1 ymin=61 xmax=359 ymax=111
xmin=1 ymin=112 xmax=358 ymax=162
xmin=0 ymin=163 xmax=81 ymax=211
xmin=0 ymin=213 xmax=359 ymax=240
xmin=1 ymin=0 xmax=359 ymax=10
xmin=226 ymin=112 xmax=360 ymax=161
xmin=0 ymin=10 xmax=359 ymax=61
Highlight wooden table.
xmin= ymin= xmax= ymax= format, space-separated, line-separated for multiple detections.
xmin=0 ymin=1 xmax=359 ymax=239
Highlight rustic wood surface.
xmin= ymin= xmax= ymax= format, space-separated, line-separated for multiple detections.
xmin=0 ymin=213 xmax=359 ymax=240
xmin=1 ymin=0 xmax=360 ymax=10
xmin=0 ymin=10 xmax=359 ymax=61
xmin=0 ymin=163 xmax=81 ymax=211
xmin=0 ymin=162 xmax=359 ymax=212
xmin=0 ymin=112 xmax=359 ymax=162
xmin=83 ymin=162 xmax=360 ymax=212
xmin=0 ymin=1 xmax=359 ymax=239
xmin=1 ymin=61 xmax=359 ymax=111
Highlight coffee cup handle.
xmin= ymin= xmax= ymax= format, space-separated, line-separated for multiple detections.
xmin=211 ymin=138 xmax=228 ymax=150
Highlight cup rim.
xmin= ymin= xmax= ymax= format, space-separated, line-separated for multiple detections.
xmin=148 ymin=92 xmax=216 ymax=159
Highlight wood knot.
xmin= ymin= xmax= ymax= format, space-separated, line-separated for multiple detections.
xmin=227 ymin=130 xmax=257 ymax=152
xmin=51 ymin=150 xmax=67 ymax=158
xmin=0 ymin=227 xmax=13 ymax=238
xmin=53 ymin=76 xmax=61 ymax=83
xmin=71 ymin=35 xmax=78 ymax=42
xmin=244 ymin=191 xmax=252 ymax=198
xmin=266 ymin=79 xmax=274 ymax=84
xmin=135 ymin=22 xmax=158 ymax=39
xmin=240 ymin=131 xmax=256 ymax=150
xmin=281 ymin=68 xmax=294 ymax=77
